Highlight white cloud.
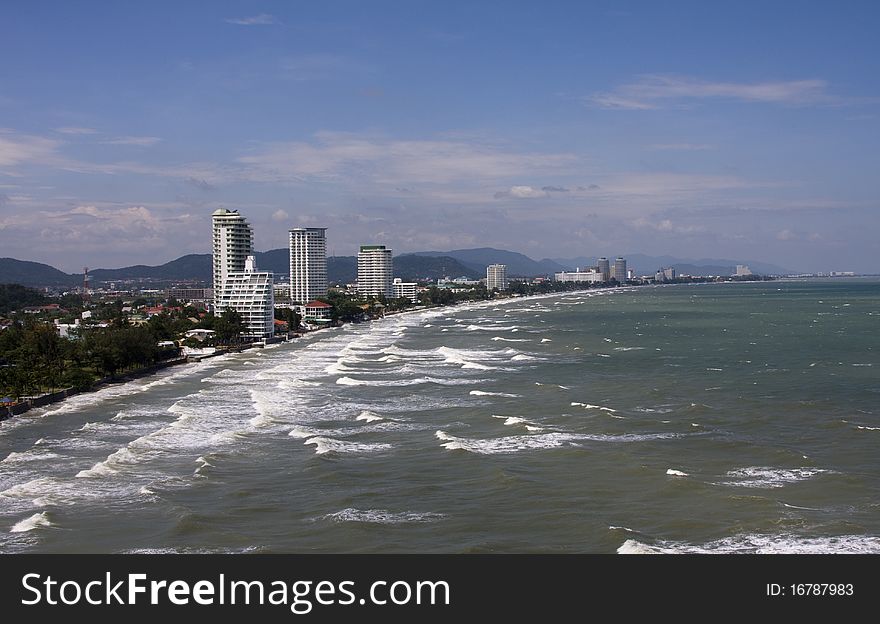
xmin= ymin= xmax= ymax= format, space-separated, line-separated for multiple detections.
xmin=494 ymin=185 xmax=548 ymax=199
xmin=100 ymin=136 xmax=162 ymax=147
xmin=586 ymin=75 xmax=833 ymax=110
xmin=237 ymin=133 xmax=577 ymax=186
xmin=776 ymin=229 xmax=797 ymax=241
xmin=225 ymin=14 xmax=277 ymax=26
xmin=54 ymin=127 xmax=98 ymax=135
xmin=271 ymin=209 xmax=289 ymax=222
xmin=0 ymin=130 xmax=62 ymax=167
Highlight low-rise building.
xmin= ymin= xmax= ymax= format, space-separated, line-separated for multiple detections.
xmin=392 ymin=278 xmax=419 ymax=303
xmin=554 ymin=269 xmax=604 ymax=283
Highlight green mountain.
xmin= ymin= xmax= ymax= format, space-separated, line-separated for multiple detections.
xmin=0 ymin=251 xmax=480 ymax=288
xmin=0 ymin=258 xmax=78 ymax=288
xmin=409 ymin=247 xmax=566 ymax=277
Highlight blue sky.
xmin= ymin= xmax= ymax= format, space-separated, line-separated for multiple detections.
xmin=1 ymin=1 xmax=878 ymax=272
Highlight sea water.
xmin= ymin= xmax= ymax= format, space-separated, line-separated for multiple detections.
xmin=1 ymin=279 xmax=878 ymax=553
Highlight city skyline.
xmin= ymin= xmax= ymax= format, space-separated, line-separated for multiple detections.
xmin=1 ymin=2 xmax=879 ymax=273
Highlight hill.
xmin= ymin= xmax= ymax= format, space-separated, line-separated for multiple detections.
xmin=0 ymin=258 xmax=78 ymax=288
xmin=410 ymin=248 xmax=566 ymax=277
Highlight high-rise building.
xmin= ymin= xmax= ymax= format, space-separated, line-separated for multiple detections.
xmin=212 ymin=209 xmax=254 ymax=309
xmin=289 ymin=228 xmax=327 ymax=304
xmin=735 ymin=265 xmax=752 ymax=276
xmin=215 ymin=256 xmax=275 ymax=340
xmin=612 ymin=257 xmax=627 ymax=283
xmin=597 ymin=257 xmax=610 ymax=282
xmin=486 ymin=264 xmax=508 ymax=291
xmin=357 ymin=245 xmax=393 ymax=298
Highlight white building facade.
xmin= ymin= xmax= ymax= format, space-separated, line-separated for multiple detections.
xmin=289 ymin=228 xmax=328 ymax=304
xmin=215 ymin=256 xmax=275 ymax=340
xmin=486 ymin=264 xmax=508 ymax=291
xmin=554 ymin=269 xmax=605 ymax=283
xmin=392 ymin=278 xmax=419 ymax=303
xmin=212 ymin=209 xmax=254 ymax=309
xmin=612 ymin=257 xmax=627 ymax=283
xmin=597 ymin=257 xmax=610 ymax=282
xmin=357 ymin=245 xmax=393 ymax=298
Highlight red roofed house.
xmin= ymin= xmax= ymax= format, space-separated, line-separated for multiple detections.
xmin=304 ymin=300 xmax=332 ymax=323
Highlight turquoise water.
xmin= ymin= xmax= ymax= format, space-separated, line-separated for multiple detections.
xmin=1 ymin=279 xmax=878 ymax=553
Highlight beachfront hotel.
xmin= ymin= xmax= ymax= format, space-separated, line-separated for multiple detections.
xmin=597 ymin=257 xmax=610 ymax=282
xmin=613 ymin=257 xmax=628 ymax=283
xmin=212 ymin=209 xmax=254 ymax=309
xmin=554 ymin=268 xmax=605 ymax=283
xmin=289 ymin=228 xmax=328 ymax=304
xmin=212 ymin=209 xmax=274 ymax=340
xmin=214 ymin=255 xmax=275 ymax=339
xmin=357 ymin=245 xmax=394 ymax=298
xmin=486 ymin=264 xmax=508 ymax=291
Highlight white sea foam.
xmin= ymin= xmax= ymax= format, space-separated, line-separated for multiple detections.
xmin=618 ymin=534 xmax=880 ymax=554
xmin=491 ymin=415 xmax=541 ymax=430
xmin=465 ymin=324 xmax=518 ymax=331
xmin=75 ymin=461 xmax=119 ymax=478
xmin=540 ymin=338 xmax=552 ymax=343
xmin=857 ymin=425 xmax=880 ymax=431
xmin=288 ymin=426 xmax=319 ymax=439
xmin=337 ymin=376 xmax=482 ymax=387
xmin=356 ymin=410 xmax=384 ymax=423
xmin=570 ymin=402 xmax=617 ymax=412
xmin=336 ymin=376 xmax=369 ymax=386
xmin=323 ymin=508 xmax=444 ymax=524
xmin=435 ymin=430 xmax=578 ymax=454
xmin=437 ymin=346 xmax=495 ymax=370
xmin=614 ymin=347 xmax=644 ymax=352
xmin=719 ymin=467 xmax=831 ymax=488
xmin=666 ymin=469 xmax=689 ymax=477
xmin=491 ymin=337 xmax=529 ymax=342
xmin=1 ymin=450 xmax=61 ymax=464
xmin=510 ymin=354 xmax=537 ymax=361
xmin=10 ymin=512 xmax=54 ymax=533
xmin=303 ymin=437 xmax=393 ymax=455
xmin=470 ymin=390 xmax=521 ymax=398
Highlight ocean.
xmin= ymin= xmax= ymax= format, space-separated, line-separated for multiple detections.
xmin=1 ymin=279 xmax=878 ymax=553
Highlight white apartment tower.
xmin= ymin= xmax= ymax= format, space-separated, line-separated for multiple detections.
xmin=289 ymin=227 xmax=327 ymax=304
xmin=486 ymin=264 xmax=508 ymax=291
xmin=215 ymin=255 xmax=275 ymax=340
xmin=357 ymin=245 xmax=393 ymax=298
xmin=212 ymin=209 xmax=254 ymax=309
xmin=597 ymin=257 xmax=610 ymax=282
xmin=613 ymin=257 xmax=627 ymax=283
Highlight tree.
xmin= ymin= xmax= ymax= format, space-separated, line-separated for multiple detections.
xmin=214 ymin=309 xmax=245 ymax=344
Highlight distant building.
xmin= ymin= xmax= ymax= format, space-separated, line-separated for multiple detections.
xmin=554 ymin=269 xmax=604 ymax=283
xmin=167 ymin=287 xmax=213 ymax=303
xmin=273 ymin=283 xmax=291 ymax=301
xmin=612 ymin=257 xmax=627 ymax=283
xmin=289 ymin=227 xmax=327 ymax=304
xmin=212 ymin=209 xmax=254 ymax=310
xmin=392 ymin=278 xmax=419 ymax=303
xmin=357 ymin=245 xmax=394 ymax=298
xmin=215 ymin=255 xmax=275 ymax=340
xmin=597 ymin=257 xmax=610 ymax=282
xmin=486 ymin=264 xmax=508 ymax=291
xmin=655 ymin=267 xmax=676 ymax=282
xmin=735 ymin=265 xmax=752 ymax=276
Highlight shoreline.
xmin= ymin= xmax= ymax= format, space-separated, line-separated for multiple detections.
xmin=0 ymin=281 xmax=683 ymax=423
